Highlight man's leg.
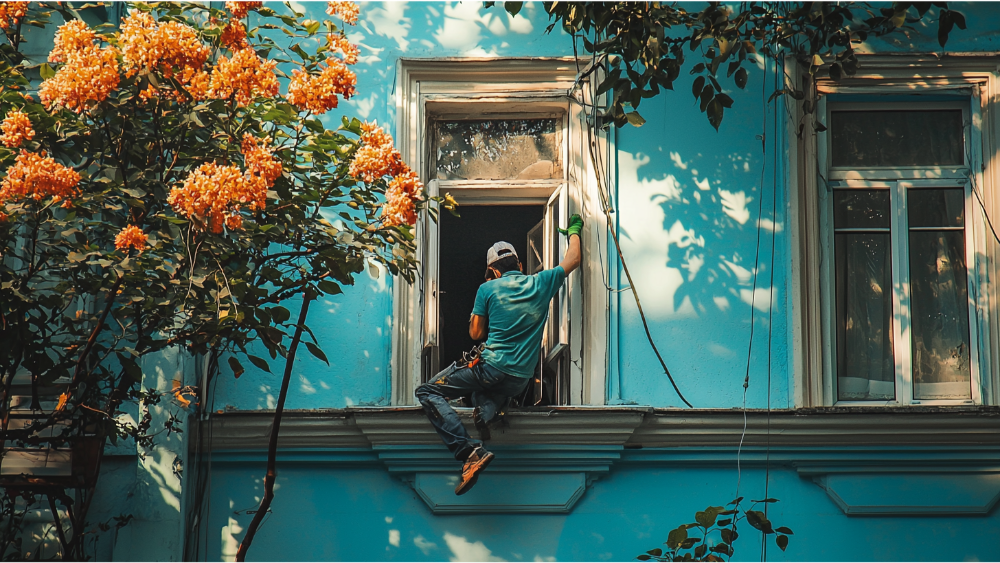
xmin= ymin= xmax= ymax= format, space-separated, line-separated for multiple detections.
xmin=471 ymin=367 xmax=530 ymax=440
xmin=415 ymin=362 xmax=485 ymax=461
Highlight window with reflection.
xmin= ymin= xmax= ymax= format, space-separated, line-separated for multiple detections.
xmin=828 ymin=104 xmax=975 ymax=404
xmin=434 ymin=118 xmax=563 ymax=181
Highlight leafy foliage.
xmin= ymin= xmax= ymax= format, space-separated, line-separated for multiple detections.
xmin=637 ymin=498 xmax=791 ymax=562
xmin=488 ymin=2 xmax=966 ymax=129
xmin=0 ymin=1 xmax=444 ymax=558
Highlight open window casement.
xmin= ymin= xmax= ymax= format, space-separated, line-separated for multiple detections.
xmin=523 ymin=184 xmax=571 ymax=404
xmin=420 ymin=180 xmax=442 ymax=385
xmin=393 ymin=58 xmax=607 ymax=406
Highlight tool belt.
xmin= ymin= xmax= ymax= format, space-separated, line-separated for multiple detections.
xmin=460 ymin=343 xmax=486 ymax=368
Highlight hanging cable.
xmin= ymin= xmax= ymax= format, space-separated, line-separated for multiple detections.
xmin=734 ymin=39 xmax=771 ymax=524
xmin=761 ymin=54 xmax=783 ymax=563
xmin=568 ymin=33 xmax=693 ymax=408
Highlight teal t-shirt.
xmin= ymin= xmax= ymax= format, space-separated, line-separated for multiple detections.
xmin=472 ymin=266 xmax=567 ymax=378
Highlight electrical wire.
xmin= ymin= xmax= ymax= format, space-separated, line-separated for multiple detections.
xmin=761 ymin=54 xmax=782 ymax=563
xmin=568 ymin=34 xmax=693 ymax=407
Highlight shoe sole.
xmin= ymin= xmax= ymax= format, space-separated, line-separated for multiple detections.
xmin=455 ymin=452 xmax=494 ymax=496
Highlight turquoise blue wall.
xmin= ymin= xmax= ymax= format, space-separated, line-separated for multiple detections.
xmin=215 ymin=1 xmax=571 ymax=410
xmin=198 ymin=452 xmax=1000 ymax=562
xmin=26 ymin=2 xmax=998 ymax=561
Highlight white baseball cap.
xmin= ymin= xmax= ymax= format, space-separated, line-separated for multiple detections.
xmin=486 ymin=241 xmax=517 ymax=266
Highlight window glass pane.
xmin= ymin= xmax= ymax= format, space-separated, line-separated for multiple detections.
xmin=835 ymin=233 xmax=895 ymax=401
xmin=908 ymin=188 xmax=965 ymax=228
xmin=435 ymin=118 xmax=563 ymax=180
xmin=831 ymin=110 xmax=963 ymax=167
xmin=833 ymin=190 xmax=890 ymax=229
xmin=908 ymin=230 xmax=972 ymax=400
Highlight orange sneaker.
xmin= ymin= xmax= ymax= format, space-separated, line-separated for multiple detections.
xmin=455 ymin=448 xmax=494 ymax=495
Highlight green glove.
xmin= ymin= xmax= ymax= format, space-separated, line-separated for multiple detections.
xmin=558 ymin=214 xmax=584 ymax=238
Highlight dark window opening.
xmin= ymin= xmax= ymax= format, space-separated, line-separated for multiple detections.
xmin=437 ymin=205 xmax=544 ymax=372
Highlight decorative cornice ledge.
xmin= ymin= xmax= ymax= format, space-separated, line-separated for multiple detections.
xmin=199 ymin=407 xmax=1000 ymax=515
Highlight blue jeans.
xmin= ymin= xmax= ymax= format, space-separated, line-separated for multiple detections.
xmin=416 ymin=361 xmax=529 ymax=461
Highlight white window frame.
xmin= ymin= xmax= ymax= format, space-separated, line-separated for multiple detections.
xmin=789 ymin=55 xmax=999 ymax=408
xmin=391 ymin=58 xmax=609 ymax=406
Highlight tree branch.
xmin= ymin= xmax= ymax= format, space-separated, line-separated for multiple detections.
xmin=236 ymin=288 xmax=313 ymax=562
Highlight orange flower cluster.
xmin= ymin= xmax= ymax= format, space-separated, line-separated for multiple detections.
xmin=287 ymin=58 xmax=356 ymax=114
xmin=168 ymin=162 xmax=264 ymax=233
xmin=115 ymin=225 xmax=148 ymax=253
xmin=168 ymin=137 xmax=280 ymax=233
xmin=48 ymin=20 xmax=95 ymax=63
xmin=0 ymin=151 xmax=81 ymax=207
xmin=220 ymin=19 xmax=249 ymax=51
xmin=383 ymin=170 xmax=422 ymax=226
xmin=383 ymin=184 xmax=417 ymax=227
xmin=226 ymin=1 xmax=262 ymax=19
xmin=0 ymin=2 xmax=28 ymax=32
xmin=329 ymin=33 xmax=359 ymax=65
xmin=349 ymin=121 xmax=405 ymax=183
xmin=39 ymin=20 xmax=120 ymax=112
xmin=326 ymin=1 xmax=359 ymax=25
xmin=348 ymin=122 xmax=422 ymax=227
xmin=209 ymin=47 xmax=279 ymax=106
xmin=241 ymin=134 xmax=282 ymax=188
xmin=118 ymin=11 xmax=211 ymax=101
xmin=0 ymin=109 xmax=34 ymax=148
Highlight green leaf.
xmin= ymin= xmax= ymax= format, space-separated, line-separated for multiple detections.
xmin=317 ymin=280 xmax=342 ymax=295
xmin=715 ymin=93 xmax=734 ymax=108
xmin=720 ymin=528 xmax=737 ymax=544
xmin=637 ymin=556 xmax=651 ymax=561
xmin=694 ymin=507 xmax=720 ymax=527
xmin=228 ymin=356 xmax=245 ymax=379
xmin=504 ymin=1 xmax=523 ymax=16
xmin=775 ymin=526 xmax=793 ymax=535
xmin=707 ymin=98 xmax=724 ymax=130
xmin=39 ymin=63 xmax=55 ymax=80
xmin=746 ymin=510 xmax=774 ymax=534
xmin=247 ymin=355 xmax=271 ymax=373
xmin=829 ymin=62 xmax=842 ymax=80
xmin=117 ymin=353 xmax=143 ymax=382
xmin=625 ymin=111 xmax=646 ymax=127
xmin=666 ymin=527 xmax=688 ymax=550
xmin=776 ymin=534 xmax=789 ymax=551
xmin=270 ymin=306 xmax=291 ymax=324
xmin=735 ymin=67 xmax=748 ymax=89
xmin=305 ymin=342 xmax=329 ymax=365
xmin=692 ymin=75 xmax=705 ymax=99
xmin=646 ymin=548 xmax=662 ymax=557
xmin=952 ymin=11 xmax=967 ymax=30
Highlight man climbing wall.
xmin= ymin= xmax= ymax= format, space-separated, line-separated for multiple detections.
xmin=415 ymin=214 xmax=584 ymax=495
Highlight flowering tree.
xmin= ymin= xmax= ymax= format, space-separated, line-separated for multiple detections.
xmin=0 ymin=1 xmax=442 ymax=558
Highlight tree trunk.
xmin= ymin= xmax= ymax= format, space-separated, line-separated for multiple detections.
xmin=236 ymin=291 xmax=313 ymax=562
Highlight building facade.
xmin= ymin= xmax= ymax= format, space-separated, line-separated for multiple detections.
xmin=28 ymin=2 xmax=1000 ymax=561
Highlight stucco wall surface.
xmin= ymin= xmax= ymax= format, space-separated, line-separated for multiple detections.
xmin=197 ymin=459 xmax=1000 ymax=562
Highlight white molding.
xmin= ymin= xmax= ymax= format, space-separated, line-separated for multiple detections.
xmin=201 ymin=407 xmax=1000 ymax=450
xmin=391 ymin=58 xmax=607 ymax=405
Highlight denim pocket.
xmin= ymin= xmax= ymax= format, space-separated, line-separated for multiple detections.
xmin=476 ymin=363 xmax=504 ymax=387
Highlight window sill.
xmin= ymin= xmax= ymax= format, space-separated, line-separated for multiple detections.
xmin=201 ymin=405 xmax=1000 ymax=451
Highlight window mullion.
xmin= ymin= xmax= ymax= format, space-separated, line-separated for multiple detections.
xmin=890 ymin=180 xmax=913 ymax=405
xmin=966 ymin=178 xmax=985 ymax=405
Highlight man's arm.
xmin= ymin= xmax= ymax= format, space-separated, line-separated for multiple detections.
xmin=469 ymin=314 xmax=488 ymax=340
xmin=558 ymin=214 xmax=584 ymax=274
